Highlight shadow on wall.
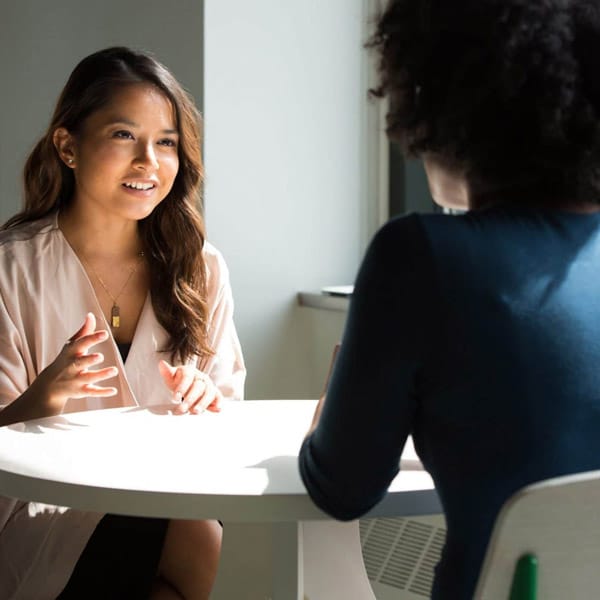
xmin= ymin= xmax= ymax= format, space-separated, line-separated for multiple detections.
xmin=243 ymin=299 xmax=346 ymax=400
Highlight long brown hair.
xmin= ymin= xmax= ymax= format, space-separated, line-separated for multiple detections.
xmin=4 ymin=46 xmax=212 ymax=362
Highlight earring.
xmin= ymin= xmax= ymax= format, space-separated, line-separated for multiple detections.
xmin=67 ymin=158 xmax=74 ymax=165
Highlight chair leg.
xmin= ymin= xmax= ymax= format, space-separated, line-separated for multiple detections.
xmin=510 ymin=554 xmax=538 ymax=600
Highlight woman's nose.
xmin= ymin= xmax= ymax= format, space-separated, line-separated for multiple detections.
xmin=134 ymin=142 xmax=159 ymax=171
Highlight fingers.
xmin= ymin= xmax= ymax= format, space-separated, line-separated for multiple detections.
xmin=172 ymin=372 xmax=203 ymax=413
xmin=159 ymin=361 xmax=193 ymax=402
xmin=68 ymin=353 xmax=119 ymax=397
xmin=82 ymin=384 xmax=118 ymax=397
xmin=174 ymin=369 xmax=195 ymax=403
xmin=80 ymin=365 xmax=119 ymax=396
xmin=187 ymin=376 xmax=222 ymax=413
xmin=180 ymin=376 xmax=208 ymax=413
xmin=70 ymin=352 xmax=105 ymax=373
xmin=158 ymin=359 xmax=175 ymax=381
xmin=159 ymin=362 xmax=222 ymax=415
xmin=158 ymin=360 xmax=177 ymax=380
xmin=187 ymin=382 xmax=222 ymax=414
xmin=48 ymin=320 xmax=118 ymax=401
xmin=158 ymin=359 xmax=181 ymax=394
xmin=64 ymin=315 xmax=109 ymax=360
xmin=72 ymin=330 xmax=109 ymax=355
xmin=43 ymin=357 xmax=118 ymax=402
xmin=66 ymin=364 xmax=118 ymax=398
xmin=166 ymin=367 xmax=220 ymax=415
xmin=68 ymin=312 xmax=97 ymax=343
xmin=203 ymin=391 xmax=222 ymax=413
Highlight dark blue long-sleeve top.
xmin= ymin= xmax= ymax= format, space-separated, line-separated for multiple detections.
xmin=299 ymin=206 xmax=600 ymax=599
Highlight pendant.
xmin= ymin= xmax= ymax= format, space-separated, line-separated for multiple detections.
xmin=111 ymin=304 xmax=121 ymax=328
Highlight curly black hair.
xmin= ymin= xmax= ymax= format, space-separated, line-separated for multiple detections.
xmin=368 ymin=0 xmax=600 ymax=204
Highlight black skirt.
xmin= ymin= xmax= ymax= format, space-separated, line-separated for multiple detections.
xmin=56 ymin=514 xmax=169 ymax=600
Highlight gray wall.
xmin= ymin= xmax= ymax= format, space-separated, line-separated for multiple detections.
xmin=0 ymin=0 xmax=203 ymax=220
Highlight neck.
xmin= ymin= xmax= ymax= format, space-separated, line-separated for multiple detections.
xmin=423 ymin=155 xmax=470 ymax=211
xmin=58 ymin=208 xmax=143 ymax=261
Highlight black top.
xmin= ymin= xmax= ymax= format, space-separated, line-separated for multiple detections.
xmin=299 ymin=207 xmax=600 ymax=599
xmin=116 ymin=342 xmax=131 ymax=363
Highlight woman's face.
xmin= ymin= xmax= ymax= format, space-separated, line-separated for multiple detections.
xmin=55 ymin=83 xmax=180 ymax=223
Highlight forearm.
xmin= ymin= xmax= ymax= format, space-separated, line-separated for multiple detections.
xmin=0 ymin=385 xmax=56 ymax=427
xmin=305 ymin=344 xmax=340 ymax=436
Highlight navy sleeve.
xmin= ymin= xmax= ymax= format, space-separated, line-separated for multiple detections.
xmin=299 ymin=214 xmax=440 ymax=520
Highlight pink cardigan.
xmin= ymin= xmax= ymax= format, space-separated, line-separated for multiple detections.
xmin=0 ymin=215 xmax=245 ymax=599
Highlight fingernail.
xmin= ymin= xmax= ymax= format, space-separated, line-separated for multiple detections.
xmin=175 ymin=391 xmax=183 ymax=402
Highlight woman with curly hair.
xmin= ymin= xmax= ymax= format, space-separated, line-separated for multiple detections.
xmin=0 ymin=47 xmax=245 ymax=599
xmin=299 ymin=1 xmax=600 ymax=597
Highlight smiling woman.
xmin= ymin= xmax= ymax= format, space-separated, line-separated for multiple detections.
xmin=56 ymin=84 xmax=180 ymax=241
xmin=0 ymin=47 xmax=245 ymax=600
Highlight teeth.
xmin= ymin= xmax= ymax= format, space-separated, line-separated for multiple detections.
xmin=124 ymin=182 xmax=155 ymax=190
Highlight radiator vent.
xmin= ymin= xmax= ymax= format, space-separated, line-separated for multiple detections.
xmin=360 ymin=516 xmax=446 ymax=598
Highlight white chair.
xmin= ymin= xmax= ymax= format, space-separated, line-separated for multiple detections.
xmin=474 ymin=469 xmax=600 ymax=599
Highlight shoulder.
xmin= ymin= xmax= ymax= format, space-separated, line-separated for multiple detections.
xmin=373 ymin=210 xmax=474 ymax=243
xmin=355 ymin=213 xmax=440 ymax=300
xmin=376 ymin=212 xmax=430 ymax=240
xmin=368 ymin=212 xmax=441 ymax=265
xmin=360 ymin=212 xmax=471 ymax=294
xmin=0 ymin=215 xmax=59 ymax=261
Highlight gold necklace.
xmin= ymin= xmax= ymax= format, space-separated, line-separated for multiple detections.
xmin=82 ymin=252 xmax=145 ymax=329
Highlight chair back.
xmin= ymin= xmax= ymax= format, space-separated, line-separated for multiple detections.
xmin=474 ymin=469 xmax=600 ymax=599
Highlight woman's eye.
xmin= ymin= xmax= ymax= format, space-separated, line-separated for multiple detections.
xmin=158 ymin=138 xmax=177 ymax=147
xmin=113 ymin=130 xmax=134 ymax=139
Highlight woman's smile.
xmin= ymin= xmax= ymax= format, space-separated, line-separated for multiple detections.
xmin=56 ymin=82 xmax=179 ymax=223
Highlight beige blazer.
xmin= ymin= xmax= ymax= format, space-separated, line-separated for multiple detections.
xmin=0 ymin=214 xmax=246 ymax=599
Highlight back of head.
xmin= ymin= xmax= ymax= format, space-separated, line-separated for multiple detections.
xmin=10 ymin=46 xmax=202 ymax=227
xmin=368 ymin=0 xmax=600 ymax=205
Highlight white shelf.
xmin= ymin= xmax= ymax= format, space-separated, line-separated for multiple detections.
xmin=297 ymin=291 xmax=350 ymax=312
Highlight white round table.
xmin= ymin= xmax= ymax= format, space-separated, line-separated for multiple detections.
xmin=0 ymin=400 xmax=440 ymax=599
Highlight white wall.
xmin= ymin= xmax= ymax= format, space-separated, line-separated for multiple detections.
xmin=0 ymin=0 xmax=203 ymax=221
xmin=204 ymin=0 xmax=379 ymax=399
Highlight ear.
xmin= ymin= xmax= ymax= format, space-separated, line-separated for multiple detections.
xmin=52 ymin=127 xmax=77 ymax=168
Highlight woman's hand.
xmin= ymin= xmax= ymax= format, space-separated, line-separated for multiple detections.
xmin=0 ymin=313 xmax=118 ymax=426
xmin=158 ymin=360 xmax=222 ymax=414
xmin=33 ymin=312 xmax=118 ymax=414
